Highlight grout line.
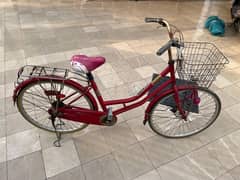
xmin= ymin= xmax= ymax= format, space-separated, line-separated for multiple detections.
xmin=192 ymin=0 xmax=211 ymax=41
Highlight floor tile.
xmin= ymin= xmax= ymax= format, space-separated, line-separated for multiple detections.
xmin=83 ymin=26 xmax=99 ymax=33
xmin=220 ymin=130 xmax=240 ymax=165
xmin=0 ymin=85 xmax=4 ymax=99
xmin=4 ymin=97 xmax=18 ymax=115
xmin=45 ymin=52 xmax=66 ymax=64
xmin=118 ymin=69 xmax=142 ymax=83
xmin=196 ymin=111 xmax=240 ymax=144
xmin=0 ymin=61 xmax=4 ymax=73
xmin=7 ymin=128 xmax=41 ymax=161
xmin=4 ymin=83 xmax=14 ymax=98
xmin=0 ymin=119 xmax=6 ymax=138
xmin=101 ymin=122 xmax=138 ymax=151
xmin=122 ymin=106 xmax=145 ymax=121
xmin=8 ymin=151 xmax=46 ymax=180
xmin=5 ymin=69 xmax=18 ymax=84
xmin=78 ymin=47 xmax=100 ymax=56
xmin=222 ymin=85 xmax=240 ymax=102
xmin=106 ymin=84 xmax=130 ymax=99
xmin=5 ymin=59 xmax=26 ymax=72
xmin=48 ymin=166 xmax=84 ymax=180
xmin=133 ymin=169 xmax=161 ymax=180
xmin=226 ymin=57 xmax=240 ymax=69
xmin=95 ymin=63 xmax=116 ymax=77
xmin=213 ymin=75 xmax=233 ymax=88
xmin=188 ymin=146 xmax=226 ymax=179
xmin=26 ymin=55 xmax=47 ymax=66
xmin=135 ymin=66 xmax=157 ymax=79
xmin=99 ymin=72 xmax=124 ymax=88
xmin=221 ymin=67 xmax=240 ymax=84
xmin=0 ymin=72 xmax=4 ymax=85
xmin=126 ymin=56 xmax=148 ymax=69
xmin=168 ymin=135 xmax=203 ymax=155
xmin=215 ymin=173 xmax=234 ymax=180
xmin=207 ymin=138 xmax=239 ymax=170
xmin=111 ymin=42 xmax=137 ymax=58
xmin=114 ymin=143 xmax=153 ymax=180
xmin=74 ymin=129 xmax=111 ymax=164
xmin=226 ymin=103 xmax=240 ymax=124
xmin=0 ymin=137 xmax=6 ymax=163
xmin=141 ymin=136 xmax=180 ymax=168
xmin=38 ymin=129 xmax=72 ymax=150
xmin=43 ymin=140 xmax=80 ymax=178
xmin=6 ymin=112 xmax=34 ymax=136
xmin=229 ymin=165 xmax=240 ymax=180
xmin=127 ymin=116 xmax=155 ymax=141
xmin=157 ymin=157 xmax=199 ymax=180
xmin=215 ymin=89 xmax=239 ymax=109
xmin=83 ymin=154 xmax=124 ymax=180
xmin=0 ymin=162 xmax=7 ymax=180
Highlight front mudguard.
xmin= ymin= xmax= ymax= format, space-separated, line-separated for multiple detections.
xmin=143 ymin=86 xmax=195 ymax=125
xmin=12 ymin=76 xmax=99 ymax=111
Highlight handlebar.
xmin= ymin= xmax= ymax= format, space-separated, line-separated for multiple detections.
xmin=156 ymin=41 xmax=172 ymax=56
xmin=156 ymin=40 xmax=183 ymax=56
xmin=145 ymin=17 xmax=165 ymax=25
xmin=145 ymin=17 xmax=172 ymax=38
xmin=145 ymin=17 xmax=183 ymax=57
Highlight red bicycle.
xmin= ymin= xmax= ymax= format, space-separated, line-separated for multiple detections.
xmin=13 ymin=18 xmax=229 ymax=146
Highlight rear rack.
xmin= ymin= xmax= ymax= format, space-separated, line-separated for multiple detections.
xmin=15 ymin=65 xmax=88 ymax=87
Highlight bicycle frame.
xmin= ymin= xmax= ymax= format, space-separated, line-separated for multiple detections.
xmin=56 ymin=59 xmax=190 ymax=126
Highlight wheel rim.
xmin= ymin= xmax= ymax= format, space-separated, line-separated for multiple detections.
xmin=18 ymin=80 xmax=93 ymax=133
xmin=149 ymin=88 xmax=220 ymax=137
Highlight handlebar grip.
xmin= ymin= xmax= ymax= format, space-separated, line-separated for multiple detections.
xmin=145 ymin=17 xmax=163 ymax=23
xmin=156 ymin=41 xmax=172 ymax=56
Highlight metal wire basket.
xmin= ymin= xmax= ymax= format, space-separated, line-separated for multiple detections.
xmin=176 ymin=42 xmax=229 ymax=88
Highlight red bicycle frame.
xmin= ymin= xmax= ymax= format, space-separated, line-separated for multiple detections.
xmin=56 ymin=58 xmax=189 ymax=126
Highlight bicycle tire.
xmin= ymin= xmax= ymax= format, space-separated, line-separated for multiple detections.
xmin=148 ymin=86 xmax=221 ymax=138
xmin=17 ymin=79 xmax=95 ymax=133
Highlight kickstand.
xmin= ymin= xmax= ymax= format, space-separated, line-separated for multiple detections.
xmin=51 ymin=116 xmax=62 ymax=147
xmin=53 ymin=131 xmax=62 ymax=147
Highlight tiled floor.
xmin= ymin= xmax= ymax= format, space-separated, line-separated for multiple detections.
xmin=1 ymin=0 xmax=240 ymax=179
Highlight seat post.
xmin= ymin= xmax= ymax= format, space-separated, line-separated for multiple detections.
xmin=86 ymin=72 xmax=94 ymax=81
xmin=87 ymin=72 xmax=107 ymax=112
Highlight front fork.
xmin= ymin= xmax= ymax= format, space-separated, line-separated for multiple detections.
xmin=173 ymin=85 xmax=200 ymax=120
xmin=173 ymin=85 xmax=187 ymax=119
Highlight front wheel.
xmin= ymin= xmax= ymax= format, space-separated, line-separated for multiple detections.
xmin=148 ymin=87 xmax=221 ymax=138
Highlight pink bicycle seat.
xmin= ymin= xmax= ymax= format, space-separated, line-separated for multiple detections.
xmin=71 ymin=55 xmax=105 ymax=73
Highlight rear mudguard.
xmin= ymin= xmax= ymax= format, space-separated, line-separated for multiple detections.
xmin=12 ymin=76 xmax=98 ymax=111
xmin=144 ymin=85 xmax=195 ymax=125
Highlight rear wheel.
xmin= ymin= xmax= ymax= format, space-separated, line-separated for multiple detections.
xmin=17 ymin=79 xmax=95 ymax=133
xmin=148 ymin=87 xmax=221 ymax=138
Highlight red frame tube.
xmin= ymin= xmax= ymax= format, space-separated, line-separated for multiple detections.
xmin=88 ymin=63 xmax=181 ymax=116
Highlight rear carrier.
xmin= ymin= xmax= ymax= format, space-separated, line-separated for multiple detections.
xmin=15 ymin=65 xmax=88 ymax=87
